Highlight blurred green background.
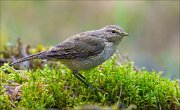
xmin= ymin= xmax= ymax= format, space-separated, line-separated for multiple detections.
xmin=0 ymin=1 xmax=179 ymax=79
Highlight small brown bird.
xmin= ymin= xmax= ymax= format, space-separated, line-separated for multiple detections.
xmin=11 ymin=25 xmax=128 ymax=89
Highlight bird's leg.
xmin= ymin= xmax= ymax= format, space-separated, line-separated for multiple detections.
xmin=77 ymin=73 xmax=85 ymax=79
xmin=72 ymin=70 xmax=93 ymax=89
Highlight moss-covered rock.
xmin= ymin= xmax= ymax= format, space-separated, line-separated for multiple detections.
xmin=0 ymin=56 xmax=179 ymax=110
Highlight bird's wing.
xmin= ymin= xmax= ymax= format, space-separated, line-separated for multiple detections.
xmin=45 ymin=33 xmax=105 ymax=59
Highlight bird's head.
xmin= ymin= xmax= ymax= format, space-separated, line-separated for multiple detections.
xmin=99 ymin=25 xmax=128 ymax=44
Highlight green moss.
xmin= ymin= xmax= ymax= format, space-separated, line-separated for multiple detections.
xmin=0 ymin=56 xmax=180 ymax=109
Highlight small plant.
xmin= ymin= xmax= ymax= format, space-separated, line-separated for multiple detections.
xmin=0 ymin=56 xmax=179 ymax=109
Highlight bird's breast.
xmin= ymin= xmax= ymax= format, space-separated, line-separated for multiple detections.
xmin=101 ymin=42 xmax=117 ymax=60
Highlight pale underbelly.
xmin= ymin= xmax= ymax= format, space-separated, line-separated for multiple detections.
xmin=62 ymin=44 xmax=117 ymax=70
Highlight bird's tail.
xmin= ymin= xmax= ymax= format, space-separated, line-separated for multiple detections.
xmin=10 ymin=51 xmax=46 ymax=66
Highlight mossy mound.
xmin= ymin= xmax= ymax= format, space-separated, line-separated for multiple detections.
xmin=0 ymin=56 xmax=179 ymax=110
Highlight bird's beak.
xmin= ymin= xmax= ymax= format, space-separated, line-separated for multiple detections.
xmin=121 ymin=32 xmax=129 ymax=36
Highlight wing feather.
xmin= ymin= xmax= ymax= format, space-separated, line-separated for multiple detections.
xmin=45 ymin=33 xmax=105 ymax=59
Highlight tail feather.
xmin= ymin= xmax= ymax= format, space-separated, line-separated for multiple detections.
xmin=10 ymin=52 xmax=45 ymax=66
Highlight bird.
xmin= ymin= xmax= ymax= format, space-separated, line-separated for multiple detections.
xmin=11 ymin=25 xmax=128 ymax=89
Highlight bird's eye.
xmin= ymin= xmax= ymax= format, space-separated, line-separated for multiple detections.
xmin=111 ymin=30 xmax=116 ymax=34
